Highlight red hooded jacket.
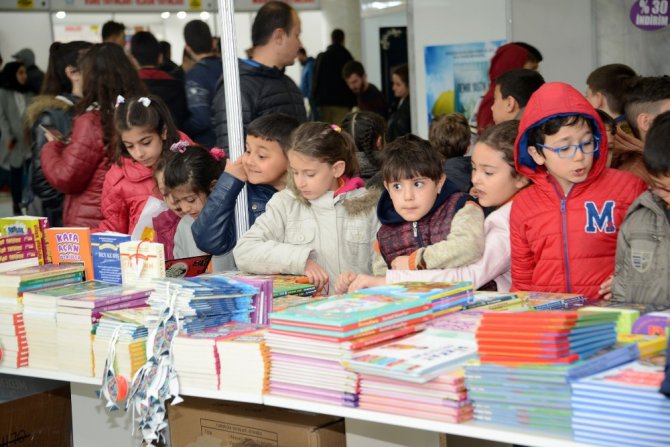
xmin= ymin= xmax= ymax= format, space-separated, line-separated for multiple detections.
xmin=510 ymin=82 xmax=647 ymax=298
xmin=476 ymin=44 xmax=528 ymax=133
xmin=41 ymin=110 xmax=109 ymax=228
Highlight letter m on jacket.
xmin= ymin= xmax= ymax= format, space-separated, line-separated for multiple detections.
xmin=584 ymin=201 xmax=616 ymax=233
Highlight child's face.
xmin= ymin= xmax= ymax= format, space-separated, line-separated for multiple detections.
xmin=491 ymin=84 xmax=515 ymax=125
xmin=122 ymin=126 xmax=164 ymax=168
xmin=155 ymin=170 xmax=185 ymax=217
xmin=650 ymin=174 xmax=670 ymax=206
xmin=384 ymin=175 xmax=445 ymax=222
xmin=528 ymin=119 xmax=595 ymax=194
xmin=243 ymin=136 xmax=289 ymax=188
xmin=170 ymin=185 xmax=208 ymax=219
xmin=471 ymin=142 xmax=527 ymax=207
xmin=288 ymin=151 xmax=343 ymax=201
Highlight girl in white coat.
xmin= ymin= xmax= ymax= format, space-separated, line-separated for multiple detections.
xmin=233 ymin=122 xmax=380 ymax=294
xmin=344 ymin=120 xmax=527 ymax=292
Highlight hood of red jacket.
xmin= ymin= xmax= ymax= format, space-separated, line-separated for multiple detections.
xmin=120 ymin=156 xmax=154 ymax=182
xmin=514 ymin=82 xmax=608 ymax=188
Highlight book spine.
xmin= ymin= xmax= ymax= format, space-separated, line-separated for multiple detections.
xmin=39 ymin=217 xmax=51 ymax=265
xmin=0 ymin=234 xmax=35 ymax=246
xmin=567 ymin=344 xmax=639 ymax=381
xmin=18 ymin=272 xmax=84 ymax=293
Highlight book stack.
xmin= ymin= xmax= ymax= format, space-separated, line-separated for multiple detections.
xmin=227 ymin=276 xmax=273 ymax=325
xmin=22 ymin=280 xmax=119 ymax=370
xmin=0 ymin=311 xmax=27 ymax=368
xmin=358 ymin=369 xmax=474 ymax=423
xmin=93 ymin=307 xmax=151 ymax=381
xmin=216 ymin=329 xmax=269 ymax=398
xmin=356 ymin=282 xmax=474 ymax=316
xmin=266 ymin=293 xmax=433 ymax=407
xmin=515 ymin=291 xmax=587 ymax=310
xmin=56 ymin=287 xmax=153 ymax=376
xmin=571 ymin=357 xmax=670 ymax=447
xmin=172 ymin=323 xmax=262 ymax=390
xmin=0 ymin=264 xmax=84 ymax=368
xmin=464 ymin=310 xmax=621 ymax=435
xmin=271 ymin=295 xmax=318 ymax=313
xmin=0 ymin=234 xmax=39 ymax=272
xmin=0 ymin=216 xmax=50 ymax=265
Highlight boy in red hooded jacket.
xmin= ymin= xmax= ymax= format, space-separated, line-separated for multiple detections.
xmin=510 ymin=82 xmax=646 ymax=299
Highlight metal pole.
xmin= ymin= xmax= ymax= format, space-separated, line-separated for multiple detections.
xmin=216 ymin=0 xmax=250 ymax=238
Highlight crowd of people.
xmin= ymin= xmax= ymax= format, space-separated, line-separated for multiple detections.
xmin=0 ymin=1 xmax=668 ymax=311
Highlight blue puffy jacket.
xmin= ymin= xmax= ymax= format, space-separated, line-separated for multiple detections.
xmin=191 ymin=171 xmax=277 ymax=255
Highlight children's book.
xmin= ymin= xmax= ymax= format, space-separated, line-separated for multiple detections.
xmin=0 ymin=216 xmax=49 ymax=264
xmin=46 ymin=227 xmax=94 ymax=280
xmin=631 ymin=311 xmax=670 ymax=337
xmin=91 ymin=232 xmax=131 ymax=284
xmin=0 ymin=263 xmax=85 ymax=288
xmin=56 ymin=287 xmax=152 ymax=309
xmin=165 ymin=254 xmax=212 ymax=278
xmin=356 ymin=282 xmax=473 ymax=302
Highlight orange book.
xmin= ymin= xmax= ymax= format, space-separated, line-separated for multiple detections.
xmin=45 ymin=227 xmax=94 ymax=280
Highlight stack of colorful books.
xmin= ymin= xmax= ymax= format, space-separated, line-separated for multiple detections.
xmin=356 ymin=282 xmax=474 ymax=316
xmin=0 ymin=234 xmax=39 ymax=272
xmin=0 ymin=216 xmax=50 ymax=266
xmin=571 ymin=355 xmax=670 ymax=447
xmin=464 ymin=310 xmax=621 ymax=435
xmin=23 ymin=280 xmax=119 ymax=370
xmin=266 ymin=293 xmax=433 ymax=407
xmin=171 ymin=322 xmax=262 ymax=390
xmin=93 ymin=307 xmax=151 ymax=381
xmin=0 ymin=264 xmax=84 ymax=368
xmin=225 ymin=276 xmax=273 ymax=325
xmin=56 ymin=287 xmax=152 ymax=376
xmin=216 ymin=328 xmax=269 ymax=398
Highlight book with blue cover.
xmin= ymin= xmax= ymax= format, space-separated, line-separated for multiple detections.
xmin=91 ymin=232 xmax=130 ymax=285
xmin=356 ymin=282 xmax=473 ymax=302
xmin=268 ymin=293 xmax=431 ymax=329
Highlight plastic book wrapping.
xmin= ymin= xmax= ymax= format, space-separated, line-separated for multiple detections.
xmin=91 ymin=232 xmax=131 ymax=285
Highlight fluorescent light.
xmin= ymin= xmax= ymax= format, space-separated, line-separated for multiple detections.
xmin=200 ymin=11 xmax=210 ymax=20
xmin=177 ymin=11 xmax=187 ymax=19
xmin=55 ymin=11 xmax=66 ymax=19
xmin=161 ymin=11 xmax=170 ymax=19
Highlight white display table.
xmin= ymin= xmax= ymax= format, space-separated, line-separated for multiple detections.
xmin=0 ymin=366 xmax=595 ymax=447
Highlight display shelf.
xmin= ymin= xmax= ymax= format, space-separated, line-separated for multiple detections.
xmin=0 ymin=366 xmax=597 ymax=447
xmin=263 ymin=396 xmax=594 ymax=447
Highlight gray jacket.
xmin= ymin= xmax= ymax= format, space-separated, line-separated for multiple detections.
xmin=613 ymin=191 xmax=670 ymax=306
xmin=0 ymin=88 xmax=33 ymax=168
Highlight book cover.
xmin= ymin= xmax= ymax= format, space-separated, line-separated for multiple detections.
xmin=0 ymin=263 xmax=85 ymax=287
xmin=165 ymin=254 xmax=212 ymax=278
xmin=356 ymin=282 xmax=473 ymax=302
xmin=0 ymin=216 xmax=48 ymax=265
xmin=119 ymin=240 xmax=165 ymax=285
xmin=631 ymin=312 xmax=670 ymax=337
xmin=46 ymin=227 xmax=94 ymax=280
xmin=90 ymin=232 xmax=131 ymax=285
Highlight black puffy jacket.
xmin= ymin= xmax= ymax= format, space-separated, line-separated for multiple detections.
xmin=26 ymin=94 xmax=75 ymax=207
xmin=212 ymin=59 xmax=306 ymax=150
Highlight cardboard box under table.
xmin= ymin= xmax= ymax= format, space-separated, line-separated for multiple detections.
xmin=169 ymin=398 xmax=345 ymax=447
xmin=0 ymin=374 xmax=72 ymax=447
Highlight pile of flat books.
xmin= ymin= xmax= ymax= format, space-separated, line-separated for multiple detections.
xmin=356 ymin=282 xmax=474 ymax=316
xmin=23 ymin=280 xmax=119 ymax=370
xmin=266 ymin=292 xmax=433 ymax=407
xmin=216 ymin=328 xmax=269 ymax=399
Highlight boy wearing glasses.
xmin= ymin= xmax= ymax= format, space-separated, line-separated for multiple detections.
xmin=510 ymin=82 xmax=646 ymax=298
xmin=613 ymin=111 xmax=670 ymax=306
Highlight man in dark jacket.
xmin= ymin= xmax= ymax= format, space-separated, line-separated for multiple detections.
xmin=131 ymin=31 xmax=188 ymax=129
xmin=212 ymin=0 xmax=306 ymax=150
xmin=312 ymin=29 xmax=356 ymax=124
xmin=183 ymin=20 xmax=222 ymax=148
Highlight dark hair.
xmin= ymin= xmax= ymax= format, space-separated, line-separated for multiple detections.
xmin=596 ymin=109 xmax=616 ymax=134
xmin=114 ymin=95 xmax=180 ymax=164
xmin=526 ymin=115 xmax=597 ymax=158
xmin=392 ymin=64 xmax=409 ymax=86
xmin=251 ymin=1 xmax=295 ymax=47
xmin=289 ymin=122 xmax=359 ymax=177
xmin=341 ymin=111 xmax=386 ymax=169
xmin=495 ymin=68 xmax=545 ymax=108
xmin=331 ymin=29 xmax=345 ymax=45
xmin=131 ymin=31 xmax=160 ymax=66
xmin=382 ymin=134 xmax=444 ymax=183
xmin=40 ymin=41 xmax=92 ymax=96
xmin=623 ymin=76 xmax=670 ymax=138
xmin=77 ymin=43 xmax=148 ymax=157
xmin=586 ymin=64 xmax=637 ymax=116
xmin=477 ymin=120 xmax=520 ymax=174
xmin=101 ymin=21 xmax=125 ymax=41
xmin=246 ymin=113 xmax=301 ymax=154
xmin=164 ymin=146 xmax=224 ymax=196
xmin=297 ymin=48 xmax=306 ymax=56
xmin=1 ymin=62 xmax=29 ymax=92
xmin=184 ymin=20 xmax=213 ymax=54
xmin=511 ymin=42 xmax=543 ymax=63
xmin=429 ymin=113 xmax=470 ymax=159
xmin=643 ymin=110 xmax=670 ymax=177
xmin=159 ymin=41 xmax=171 ymax=61
xmin=342 ymin=60 xmax=365 ymax=80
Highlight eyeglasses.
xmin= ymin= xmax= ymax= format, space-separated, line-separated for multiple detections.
xmin=536 ymin=136 xmax=600 ymax=159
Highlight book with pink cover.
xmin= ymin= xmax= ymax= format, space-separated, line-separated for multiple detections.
xmin=358 ymin=400 xmax=473 ymax=422
xmin=572 ymin=358 xmax=666 ymax=395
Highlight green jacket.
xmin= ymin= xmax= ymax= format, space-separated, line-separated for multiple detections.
xmin=613 ymin=191 xmax=670 ymax=306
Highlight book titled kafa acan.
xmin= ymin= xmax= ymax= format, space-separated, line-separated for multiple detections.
xmin=46 ymin=227 xmax=94 ymax=281
xmin=91 ymin=232 xmax=131 ymax=285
